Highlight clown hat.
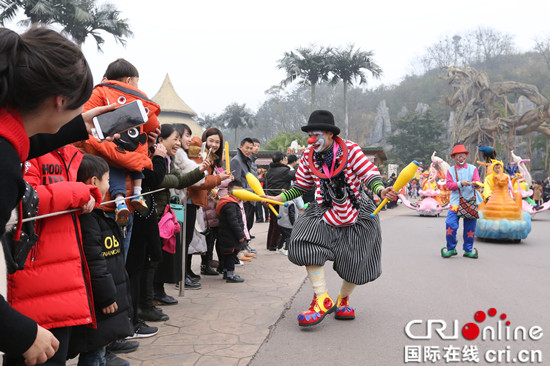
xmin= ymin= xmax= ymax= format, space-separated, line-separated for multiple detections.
xmin=451 ymin=145 xmax=469 ymax=157
xmin=301 ymin=110 xmax=340 ymax=135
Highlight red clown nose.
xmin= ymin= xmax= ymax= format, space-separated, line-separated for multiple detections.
xmin=307 ymin=135 xmax=317 ymax=144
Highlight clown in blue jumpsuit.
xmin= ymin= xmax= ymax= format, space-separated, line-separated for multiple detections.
xmin=442 ymin=145 xmax=483 ymax=258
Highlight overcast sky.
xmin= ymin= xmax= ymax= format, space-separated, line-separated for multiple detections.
xmin=7 ymin=0 xmax=550 ymax=116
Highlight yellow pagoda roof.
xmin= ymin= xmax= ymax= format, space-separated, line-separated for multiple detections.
xmin=152 ymin=74 xmax=197 ymax=117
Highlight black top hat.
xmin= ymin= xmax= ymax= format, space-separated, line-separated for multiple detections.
xmin=301 ymin=110 xmax=340 ymax=135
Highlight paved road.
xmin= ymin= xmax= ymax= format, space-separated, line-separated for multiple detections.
xmin=250 ymin=206 xmax=550 ymax=366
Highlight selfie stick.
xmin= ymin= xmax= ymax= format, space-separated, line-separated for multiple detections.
xmin=370 ymin=160 xmax=419 ymax=217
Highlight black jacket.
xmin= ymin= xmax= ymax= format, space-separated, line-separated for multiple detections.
xmin=127 ymin=155 xmax=167 ymax=274
xmin=69 ymin=209 xmax=133 ymax=354
xmin=217 ymin=197 xmax=246 ymax=254
xmin=265 ymin=162 xmax=296 ymax=193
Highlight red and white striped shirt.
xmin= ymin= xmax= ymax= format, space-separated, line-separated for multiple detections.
xmin=295 ymin=140 xmax=381 ymax=226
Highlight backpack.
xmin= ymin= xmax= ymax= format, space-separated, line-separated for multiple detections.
xmin=1 ymin=182 xmax=39 ymax=274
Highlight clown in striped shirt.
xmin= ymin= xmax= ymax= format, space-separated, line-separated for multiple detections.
xmin=264 ymin=110 xmax=397 ymax=327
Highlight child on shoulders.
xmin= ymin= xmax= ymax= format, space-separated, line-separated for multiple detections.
xmin=78 ymin=58 xmax=160 ymax=226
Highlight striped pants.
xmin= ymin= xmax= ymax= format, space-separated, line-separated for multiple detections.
xmin=288 ymin=192 xmax=382 ymax=285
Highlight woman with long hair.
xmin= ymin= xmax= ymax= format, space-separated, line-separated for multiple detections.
xmin=199 ymin=128 xmax=234 ymax=275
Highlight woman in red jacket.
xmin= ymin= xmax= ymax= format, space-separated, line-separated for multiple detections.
xmin=5 ymin=145 xmax=101 ymax=366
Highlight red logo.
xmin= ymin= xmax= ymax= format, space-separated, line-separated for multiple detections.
xmin=462 ymin=307 xmax=509 ymax=340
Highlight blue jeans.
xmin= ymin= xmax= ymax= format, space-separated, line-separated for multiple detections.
xmin=445 ymin=210 xmax=477 ymax=252
xmin=105 ymin=211 xmax=133 ymax=263
xmin=77 ymin=347 xmax=106 ymax=366
xmin=109 ymin=167 xmax=144 ymax=198
xmin=255 ymin=201 xmax=269 ymax=221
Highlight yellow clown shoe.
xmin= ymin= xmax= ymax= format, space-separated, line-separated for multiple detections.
xmin=297 ymin=292 xmax=336 ymax=327
xmin=334 ymin=295 xmax=355 ymax=320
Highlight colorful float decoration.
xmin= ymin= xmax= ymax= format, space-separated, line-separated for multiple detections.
xmin=399 ymin=152 xmax=450 ymax=216
xmin=507 ymin=151 xmax=550 ymax=216
xmin=476 ymin=168 xmax=531 ymax=242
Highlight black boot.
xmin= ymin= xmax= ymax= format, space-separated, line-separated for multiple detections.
xmin=201 ymin=265 xmax=219 ymax=276
xmin=153 ymin=282 xmax=178 ymax=305
xmin=140 ymin=260 xmax=161 ymax=313
xmin=184 ymin=276 xmax=202 ymax=290
xmin=186 ymin=254 xmax=201 ymax=280
xmin=138 ymin=306 xmax=169 ymax=322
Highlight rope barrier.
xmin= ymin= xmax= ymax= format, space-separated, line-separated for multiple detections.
xmin=12 ymin=186 xmax=292 ymax=226
xmin=18 ymin=188 xmax=167 ymax=224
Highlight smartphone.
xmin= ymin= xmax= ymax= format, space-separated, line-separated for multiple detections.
xmin=92 ymin=100 xmax=148 ymax=140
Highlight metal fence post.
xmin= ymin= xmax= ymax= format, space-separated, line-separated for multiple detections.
xmin=178 ymin=189 xmax=188 ymax=297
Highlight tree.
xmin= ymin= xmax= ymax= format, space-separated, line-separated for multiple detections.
xmin=0 ymin=0 xmax=132 ymax=51
xmin=534 ymin=35 xmax=550 ymax=71
xmin=255 ymin=85 xmax=310 ymax=136
xmin=0 ymin=0 xmax=58 ymax=25
xmin=419 ymin=27 xmax=515 ymax=71
xmin=196 ymin=113 xmax=219 ymax=129
xmin=387 ymin=111 xmax=448 ymax=166
xmin=277 ymin=45 xmax=332 ymax=113
xmin=218 ymin=103 xmax=255 ymax=143
xmin=472 ymin=27 xmax=514 ymax=64
xmin=420 ymin=34 xmax=466 ymax=70
xmin=443 ymin=65 xmax=550 ymax=163
xmin=60 ymin=1 xmax=132 ymax=50
xmin=264 ymin=132 xmax=307 ymax=152
xmin=329 ymin=45 xmax=382 ymax=138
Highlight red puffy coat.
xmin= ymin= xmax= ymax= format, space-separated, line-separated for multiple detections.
xmin=8 ymin=145 xmax=100 ymax=329
xmin=77 ymin=80 xmax=160 ymax=172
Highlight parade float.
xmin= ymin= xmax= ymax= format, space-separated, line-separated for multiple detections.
xmin=399 ymin=152 xmax=450 ymax=216
xmin=476 ymin=164 xmax=531 ymax=242
xmin=507 ymin=151 xmax=550 ymax=215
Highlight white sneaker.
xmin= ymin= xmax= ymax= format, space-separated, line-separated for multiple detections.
xmin=236 ymin=260 xmax=244 ymax=266
xmin=276 ymin=248 xmax=288 ymax=255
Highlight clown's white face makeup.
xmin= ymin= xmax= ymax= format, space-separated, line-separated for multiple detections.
xmin=307 ymin=130 xmax=333 ymax=153
xmin=453 ymin=153 xmax=467 ymax=166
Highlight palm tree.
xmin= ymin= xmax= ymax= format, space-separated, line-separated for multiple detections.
xmin=0 ymin=0 xmax=60 ymax=25
xmin=218 ymin=103 xmax=255 ymax=143
xmin=264 ymin=132 xmax=307 ymax=152
xmin=59 ymin=0 xmax=132 ymax=50
xmin=277 ymin=46 xmax=333 ymax=113
xmin=197 ymin=113 xmax=219 ymax=129
xmin=0 ymin=0 xmax=132 ymax=51
xmin=330 ymin=45 xmax=382 ymax=138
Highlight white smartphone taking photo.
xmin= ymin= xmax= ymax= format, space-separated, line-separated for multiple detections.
xmin=92 ymin=100 xmax=149 ymax=140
